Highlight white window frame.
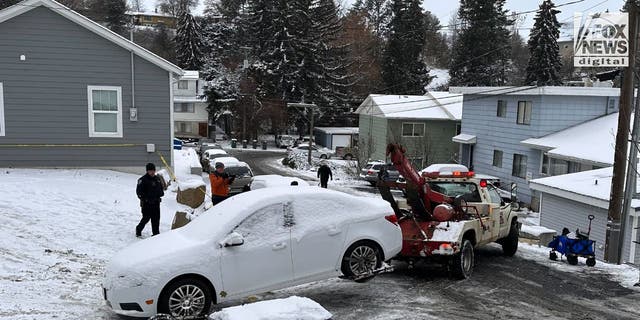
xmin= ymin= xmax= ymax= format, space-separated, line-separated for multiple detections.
xmin=87 ymin=85 xmax=123 ymax=138
xmin=0 ymin=82 xmax=5 ymax=136
xmin=517 ymin=101 xmax=532 ymax=125
xmin=402 ymin=122 xmax=425 ymax=137
xmin=492 ymin=149 xmax=503 ymax=168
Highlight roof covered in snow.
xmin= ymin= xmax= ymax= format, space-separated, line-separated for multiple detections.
xmin=530 ymin=167 xmax=640 ymax=213
xmin=0 ymin=0 xmax=183 ymax=75
xmin=355 ymin=91 xmax=462 ymax=121
xmin=521 ymin=113 xmax=623 ymax=166
xmin=449 ymin=86 xmax=619 ymax=97
xmin=314 ymin=127 xmax=359 ymax=135
xmin=180 ymin=70 xmax=200 ymax=80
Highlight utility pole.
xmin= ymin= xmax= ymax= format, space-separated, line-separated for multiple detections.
xmin=606 ymin=2 xmax=638 ymax=263
xmin=287 ymin=99 xmax=317 ymax=165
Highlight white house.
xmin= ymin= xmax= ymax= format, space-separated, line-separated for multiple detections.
xmin=173 ymin=70 xmax=209 ymax=139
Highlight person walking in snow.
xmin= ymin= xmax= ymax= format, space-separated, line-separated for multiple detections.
xmin=209 ymin=162 xmax=235 ymax=205
xmin=317 ymin=161 xmax=333 ymax=188
xmin=136 ymin=163 xmax=164 ymax=237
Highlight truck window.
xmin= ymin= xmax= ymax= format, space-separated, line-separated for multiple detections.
xmin=428 ymin=182 xmax=481 ymax=202
xmin=487 ymin=186 xmax=502 ymax=204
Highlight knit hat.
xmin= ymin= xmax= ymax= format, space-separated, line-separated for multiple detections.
xmin=146 ymin=162 xmax=156 ymax=171
xmin=215 ymin=162 xmax=224 ymax=169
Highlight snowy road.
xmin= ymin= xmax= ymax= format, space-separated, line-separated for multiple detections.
xmin=1 ymin=166 xmax=638 ymax=320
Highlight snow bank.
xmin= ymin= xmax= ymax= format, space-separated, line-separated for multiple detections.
xmin=209 ymin=296 xmax=332 ymax=320
xmin=173 ymin=148 xmax=202 ymax=179
xmin=520 ymin=225 xmax=556 ymax=237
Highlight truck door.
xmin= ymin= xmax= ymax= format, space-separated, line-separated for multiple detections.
xmin=485 ymin=185 xmax=503 ymax=241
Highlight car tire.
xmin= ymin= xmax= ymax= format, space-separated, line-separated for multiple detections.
xmin=451 ymin=239 xmax=474 ymax=279
xmin=501 ymin=220 xmax=519 ymax=257
xmin=341 ymin=241 xmax=382 ymax=283
xmin=567 ymin=255 xmax=579 ymax=265
xmin=320 ymin=154 xmax=328 ymax=159
xmin=158 ymin=277 xmax=212 ymax=318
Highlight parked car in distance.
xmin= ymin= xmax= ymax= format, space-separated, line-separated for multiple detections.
xmin=199 ymin=142 xmax=222 ymax=155
xmin=289 ymin=144 xmax=333 ymax=159
xmin=224 ymin=161 xmax=254 ymax=194
xmin=103 ymin=187 xmax=402 ymax=318
xmin=250 ymin=175 xmax=309 ymax=190
xmin=276 ymin=135 xmax=296 ymax=148
xmin=213 ymin=156 xmax=240 ymax=167
xmin=360 ymin=161 xmax=401 ymax=186
xmin=202 ymin=149 xmax=229 ymax=172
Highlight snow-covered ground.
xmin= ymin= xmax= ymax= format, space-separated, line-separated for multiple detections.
xmin=209 ymin=296 xmax=331 ymax=320
xmin=0 ymin=149 xmax=637 ymax=319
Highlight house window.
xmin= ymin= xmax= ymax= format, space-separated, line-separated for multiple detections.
xmin=608 ymin=98 xmax=616 ymax=109
xmin=550 ymin=158 xmax=568 ymax=175
xmin=512 ymin=154 xmax=527 ymax=178
xmin=517 ymin=101 xmax=532 ymax=125
xmin=541 ymin=153 xmax=549 ymax=175
xmin=0 ymin=82 xmax=4 ymax=136
xmin=88 ymin=86 xmax=122 ymax=138
xmin=492 ymin=150 xmax=503 ymax=168
xmin=409 ymin=157 xmax=423 ymax=169
xmin=455 ymin=123 xmax=461 ymax=135
xmin=402 ymin=123 xmax=425 ymax=137
xmin=175 ymin=103 xmax=195 ymax=113
xmin=178 ymin=80 xmax=189 ymax=89
xmin=496 ymin=100 xmax=507 ymax=117
xmin=175 ymin=122 xmax=194 ymax=133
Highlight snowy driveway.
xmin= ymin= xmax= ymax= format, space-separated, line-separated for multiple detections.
xmin=1 ymin=168 xmax=639 ymax=320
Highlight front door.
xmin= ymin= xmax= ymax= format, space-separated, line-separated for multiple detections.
xmin=219 ymin=203 xmax=293 ymax=296
xmin=198 ymin=122 xmax=208 ymax=138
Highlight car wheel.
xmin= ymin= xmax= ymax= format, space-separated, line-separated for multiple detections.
xmin=158 ymin=278 xmax=212 ymax=318
xmin=341 ymin=241 xmax=382 ymax=282
xmin=320 ymin=154 xmax=328 ymax=159
xmin=344 ymin=154 xmax=353 ymax=160
xmin=501 ymin=220 xmax=519 ymax=257
xmin=451 ymin=239 xmax=474 ymax=279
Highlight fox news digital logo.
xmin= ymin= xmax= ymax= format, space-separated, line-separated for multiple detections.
xmin=574 ymin=12 xmax=629 ymax=67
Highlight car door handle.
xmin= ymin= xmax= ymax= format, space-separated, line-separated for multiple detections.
xmin=272 ymin=242 xmax=287 ymax=251
xmin=328 ymin=228 xmax=341 ymax=236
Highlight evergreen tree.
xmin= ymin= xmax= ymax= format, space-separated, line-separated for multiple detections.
xmin=525 ymin=0 xmax=562 ymax=85
xmin=175 ymin=12 xmax=205 ymax=70
xmin=423 ymin=11 xmax=449 ymax=69
xmin=104 ymin=0 xmax=129 ymax=36
xmin=152 ymin=24 xmax=177 ymax=63
xmin=381 ymin=0 xmax=431 ymax=94
xmin=0 ymin=0 xmax=20 ymax=11
xmin=449 ymin=0 xmax=512 ymax=86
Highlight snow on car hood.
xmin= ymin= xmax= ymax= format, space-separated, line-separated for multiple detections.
xmin=105 ymin=232 xmax=206 ymax=288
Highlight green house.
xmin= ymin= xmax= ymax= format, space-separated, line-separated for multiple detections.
xmin=355 ymin=92 xmax=462 ymax=169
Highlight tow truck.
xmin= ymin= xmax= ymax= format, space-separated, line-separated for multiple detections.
xmin=379 ymin=144 xmax=520 ymax=278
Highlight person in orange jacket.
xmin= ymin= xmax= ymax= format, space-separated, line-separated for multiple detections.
xmin=209 ymin=162 xmax=235 ymax=205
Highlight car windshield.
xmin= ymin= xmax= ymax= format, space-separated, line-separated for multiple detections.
xmin=428 ymin=182 xmax=481 ymax=202
xmin=226 ymin=166 xmax=251 ymax=177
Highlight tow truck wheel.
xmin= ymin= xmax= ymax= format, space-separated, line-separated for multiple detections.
xmin=341 ymin=241 xmax=382 ymax=283
xmin=501 ymin=220 xmax=519 ymax=257
xmin=451 ymin=239 xmax=474 ymax=279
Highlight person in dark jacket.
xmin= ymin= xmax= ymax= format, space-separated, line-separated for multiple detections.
xmin=317 ymin=161 xmax=333 ymax=188
xmin=136 ymin=163 xmax=164 ymax=237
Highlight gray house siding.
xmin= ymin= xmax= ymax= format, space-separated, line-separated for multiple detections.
xmin=460 ymin=94 xmax=615 ymax=204
xmin=0 ymin=7 xmax=171 ymax=170
xmin=359 ymin=114 xmax=388 ymax=161
xmin=387 ymin=119 xmax=458 ymax=167
xmin=539 ymin=193 xmax=635 ymax=264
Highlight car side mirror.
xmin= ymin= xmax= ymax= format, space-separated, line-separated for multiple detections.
xmin=221 ymin=232 xmax=244 ymax=248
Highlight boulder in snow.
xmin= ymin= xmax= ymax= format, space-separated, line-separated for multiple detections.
xmin=171 ymin=211 xmax=190 ymax=230
xmin=176 ymin=179 xmax=206 ymax=209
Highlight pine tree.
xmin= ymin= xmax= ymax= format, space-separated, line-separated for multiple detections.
xmin=381 ymin=0 xmax=431 ymax=94
xmin=525 ymin=0 xmax=562 ymax=86
xmin=104 ymin=0 xmax=129 ymax=36
xmin=449 ymin=0 xmax=512 ymax=86
xmin=0 ymin=0 xmax=20 ymax=11
xmin=175 ymin=12 xmax=205 ymax=70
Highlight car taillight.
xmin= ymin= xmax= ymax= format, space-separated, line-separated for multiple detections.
xmin=367 ymin=170 xmax=374 ymax=175
xmin=385 ymin=214 xmax=398 ymax=225
xmin=480 ymin=179 xmax=487 ymax=188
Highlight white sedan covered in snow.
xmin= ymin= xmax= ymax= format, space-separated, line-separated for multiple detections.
xmin=103 ymin=187 xmax=402 ymax=318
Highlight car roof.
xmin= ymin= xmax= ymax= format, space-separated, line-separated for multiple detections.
xmin=224 ymin=161 xmax=250 ymax=168
xmin=205 ymin=149 xmax=227 ymax=155
xmin=215 ymin=156 xmax=240 ymax=164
